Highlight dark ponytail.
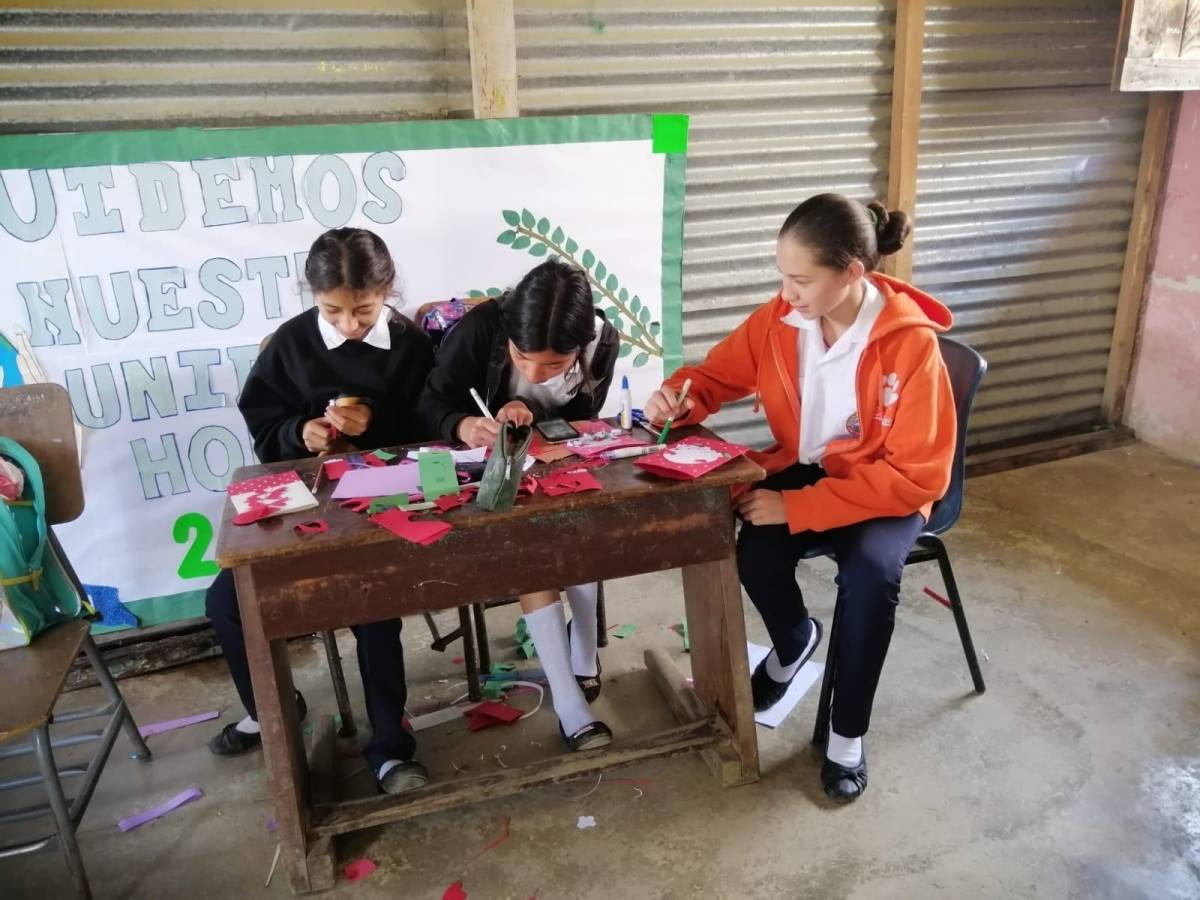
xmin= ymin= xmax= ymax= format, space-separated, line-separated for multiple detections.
xmin=501 ymin=258 xmax=596 ymax=355
xmin=779 ymin=193 xmax=912 ymax=271
xmin=304 ymin=227 xmax=397 ymax=297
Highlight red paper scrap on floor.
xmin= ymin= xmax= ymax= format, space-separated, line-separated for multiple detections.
xmin=323 ymin=459 xmax=351 ymax=481
xmin=442 ymin=882 xmax=467 ymax=900
xmin=537 ymin=468 xmax=602 ymax=497
xmin=465 ymin=700 xmax=523 ymax=731
xmin=232 ymin=504 xmax=280 ymax=526
xmin=343 ymin=858 xmax=377 ymax=882
xmin=340 ymin=497 xmax=371 ymax=513
xmin=294 ymin=519 xmax=328 ymax=536
xmin=370 ymin=508 xmax=453 ymax=545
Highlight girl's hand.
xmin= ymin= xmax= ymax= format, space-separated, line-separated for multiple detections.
xmin=326 ymin=403 xmax=372 ymax=437
xmin=457 ymin=415 xmax=502 ymax=449
xmin=736 ymin=489 xmax=788 ymax=526
xmin=303 ymin=417 xmax=333 ymax=453
xmin=496 ymin=401 xmax=534 ymax=426
xmin=645 ymin=385 xmax=695 ymax=426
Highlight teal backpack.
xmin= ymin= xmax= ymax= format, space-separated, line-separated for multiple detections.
xmin=0 ymin=436 xmax=92 ymax=650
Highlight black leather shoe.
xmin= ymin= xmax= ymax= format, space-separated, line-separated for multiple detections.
xmin=750 ymin=619 xmax=823 ymax=712
xmin=207 ymin=691 xmax=307 ymax=756
xmin=568 ymin=619 xmax=602 ymax=703
xmin=821 ymin=743 xmax=868 ymax=802
xmin=377 ymin=760 xmax=428 ymax=795
xmin=559 ymin=720 xmax=613 ymax=752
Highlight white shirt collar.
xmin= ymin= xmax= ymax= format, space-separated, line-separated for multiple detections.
xmin=780 ymin=278 xmax=884 ymax=351
xmin=316 ymin=309 xmax=392 ymax=351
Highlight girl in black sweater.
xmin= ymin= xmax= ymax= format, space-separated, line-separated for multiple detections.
xmin=206 ymin=228 xmax=435 ymax=796
xmin=419 ymin=259 xmax=620 ymax=751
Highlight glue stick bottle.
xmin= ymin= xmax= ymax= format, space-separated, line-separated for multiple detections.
xmin=620 ymin=375 xmax=632 ymax=430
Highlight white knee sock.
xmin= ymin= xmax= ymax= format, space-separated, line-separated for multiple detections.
xmin=564 ymin=582 xmax=599 ymax=678
xmin=235 ymin=715 xmax=260 ymax=735
xmin=764 ymin=619 xmax=819 ymax=683
xmin=827 ymin=731 xmax=863 ymax=768
xmin=523 ymin=601 xmax=594 ymax=736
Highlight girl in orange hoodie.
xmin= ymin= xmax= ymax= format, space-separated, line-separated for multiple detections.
xmin=645 ymin=193 xmax=956 ymax=802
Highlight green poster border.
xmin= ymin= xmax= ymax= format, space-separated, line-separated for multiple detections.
xmin=0 ymin=113 xmax=653 ymax=171
xmin=0 ymin=113 xmax=688 ymax=632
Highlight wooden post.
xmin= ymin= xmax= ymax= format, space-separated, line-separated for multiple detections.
xmin=1102 ymin=91 xmax=1178 ymax=424
xmin=883 ymin=0 xmax=926 ymax=281
xmin=466 ymin=0 xmax=519 ymax=119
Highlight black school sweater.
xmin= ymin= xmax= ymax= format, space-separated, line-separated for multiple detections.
xmin=418 ymin=299 xmax=619 ymax=443
xmin=238 ymin=307 xmax=435 ymax=464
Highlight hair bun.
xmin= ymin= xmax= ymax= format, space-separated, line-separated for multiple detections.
xmin=866 ymin=201 xmax=911 ymax=256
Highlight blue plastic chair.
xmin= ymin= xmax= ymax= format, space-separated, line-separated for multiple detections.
xmin=811 ymin=336 xmax=988 ymax=749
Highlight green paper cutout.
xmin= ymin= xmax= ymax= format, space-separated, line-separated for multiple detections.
xmin=491 ymin=662 xmax=516 ymax=674
xmin=482 ymin=682 xmax=505 ymax=699
xmin=614 ymin=623 xmax=636 ymax=639
xmin=519 ymin=638 xmax=537 ymax=659
xmin=515 ymin=617 xmax=529 ymax=643
xmin=368 ymin=494 xmax=410 ymax=515
xmin=371 ymin=449 xmax=398 ymax=461
xmin=681 ymin=621 xmax=690 ymax=652
xmin=418 ymin=450 xmax=458 ymax=501
xmin=652 ymin=114 xmax=689 ymax=154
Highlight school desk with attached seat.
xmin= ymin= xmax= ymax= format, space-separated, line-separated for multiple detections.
xmin=0 ymin=384 xmax=152 ymax=900
xmin=214 ymin=427 xmax=764 ymax=894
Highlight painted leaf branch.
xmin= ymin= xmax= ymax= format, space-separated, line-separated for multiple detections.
xmin=495 ymin=209 xmax=663 ymax=363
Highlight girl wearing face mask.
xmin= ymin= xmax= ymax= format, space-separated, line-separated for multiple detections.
xmin=206 ymin=228 xmax=436 ymax=797
xmin=645 ymin=194 xmax=956 ymax=802
xmin=419 ymin=258 xmax=619 ymax=750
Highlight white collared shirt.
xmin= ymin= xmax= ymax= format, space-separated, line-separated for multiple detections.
xmin=507 ymin=332 xmax=602 ymax=411
xmin=781 ymin=278 xmax=884 ymax=465
xmin=316 ymin=309 xmax=392 ymax=351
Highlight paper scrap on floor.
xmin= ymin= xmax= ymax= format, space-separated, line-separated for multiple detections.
xmin=747 ymin=641 xmax=823 ymax=728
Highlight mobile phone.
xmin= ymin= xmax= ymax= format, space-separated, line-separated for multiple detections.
xmin=534 ymin=418 xmax=581 ymax=443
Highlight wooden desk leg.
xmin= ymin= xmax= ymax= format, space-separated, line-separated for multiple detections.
xmin=234 ymin=567 xmax=318 ymax=893
xmin=681 ymin=553 xmax=760 ymax=785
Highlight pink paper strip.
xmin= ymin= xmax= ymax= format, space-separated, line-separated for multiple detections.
xmin=118 ymin=787 xmax=203 ymax=832
xmin=137 ymin=710 xmax=219 ymax=738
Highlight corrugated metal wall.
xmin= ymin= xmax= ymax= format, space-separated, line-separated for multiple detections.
xmin=516 ymin=0 xmax=894 ymax=447
xmin=0 ymin=0 xmax=471 ymax=132
xmin=915 ymin=1 xmax=1147 ymax=448
xmin=1 ymin=0 xmax=1147 ymax=452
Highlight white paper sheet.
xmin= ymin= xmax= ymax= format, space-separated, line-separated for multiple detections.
xmin=747 ymin=641 xmax=824 ymax=729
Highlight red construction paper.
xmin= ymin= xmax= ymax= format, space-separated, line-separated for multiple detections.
xmin=433 ymin=490 xmax=473 ymax=512
xmin=537 ymin=468 xmax=602 ymax=497
xmin=369 ymin=508 xmax=453 ymax=545
xmin=442 ymin=882 xmax=467 ymax=900
xmin=465 ymin=700 xmax=523 ymax=731
xmin=340 ymin=497 xmax=371 ymax=513
xmin=518 ymin=475 xmax=539 ymax=497
xmin=232 ymin=504 xmax=280 ymax=526
xmin=227 ymin=470 xmax=303 ymax=497
xmin=323 ymin=459 xmax=351 ymax=480
xmin=634 ymin=437 xmax=751 ymax=481
xmin=362 ymin=452 xmax=388 ymax=468
xmin=343 ymin=858 xmax=377 ymax=882
xmin=294 ymin=519 xmax=329 ymax=536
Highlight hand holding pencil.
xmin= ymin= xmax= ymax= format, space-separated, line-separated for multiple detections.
xmin=644 ymin=379 xmax=695 ymax=433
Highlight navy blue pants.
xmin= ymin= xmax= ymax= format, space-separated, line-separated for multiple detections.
xmin=736 ymin=464 xmax=923 ymax=738
xmin=205 ymin=569 xmax=415 ymax=768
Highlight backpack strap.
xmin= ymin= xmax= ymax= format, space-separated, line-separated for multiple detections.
xmin=0 ymin=437 xmax=48 ymax=585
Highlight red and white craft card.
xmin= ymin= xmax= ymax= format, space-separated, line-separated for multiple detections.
xmin=226 ymin=470 xmax=318 ymax=521
xmin=565 ymin=420 xmax=649 ymax=459
xmin=634 ymin=437 xmax=751 ymax=481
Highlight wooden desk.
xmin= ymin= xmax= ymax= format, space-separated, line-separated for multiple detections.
xmin=215 ymin=430 xmax=765 ymax=894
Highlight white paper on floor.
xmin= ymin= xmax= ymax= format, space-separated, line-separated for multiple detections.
xmin=747 ymin=642 xmax=824 ymax=728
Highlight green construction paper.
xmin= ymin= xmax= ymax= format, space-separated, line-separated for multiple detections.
xmin=515 ymin=618 xmax=529 ymax=643
xmin=681 ymin=620 xmax=690 ymax=652
xmin=614 ymin=623 xmax=636 ymax=639
xmin=418 ymin=450 xmax=458 ymax=502
xmin=487 ymin=670 xmax=518 ymax=682
xmin=652 ymin=114 xmax=689 ymax=154
xmin=482 ymin=682 xmax=505 ymax=699
xmin=491 ymin=662 xmax=516 ymax=674
xmin=368 ymin=494 xmax=410 ymax=515
xmin=371 ymin=449 xmax=398 ymax=461
xmin=519 ymin=638 xmax=537 ymax=659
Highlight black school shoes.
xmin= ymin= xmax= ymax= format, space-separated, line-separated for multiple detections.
xmin=750 ymin=618 xmax=823 ymax=712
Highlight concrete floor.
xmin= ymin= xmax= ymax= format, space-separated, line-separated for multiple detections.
xmin=2 ymin=443 xmax=1198 ymax=899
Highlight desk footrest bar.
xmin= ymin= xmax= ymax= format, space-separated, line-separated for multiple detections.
xmin=0 ymin=730 xmax=102 ymax=760
xmin=0 ymin=766 xmax=85 ymax=792
xmin=309 ymin=717 xmax=723 ymax=838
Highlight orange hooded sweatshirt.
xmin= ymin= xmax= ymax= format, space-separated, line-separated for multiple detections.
xmin=665 ymin=273 xmax=956 ymax=535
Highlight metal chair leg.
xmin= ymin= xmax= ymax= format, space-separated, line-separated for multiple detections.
xmin=459 ymin=606 xmax=483 ymax=702
xmin=595 ymin=581 xmax=608 ymax=648
xmin=320 ymin=630 xmax=357 ymax=737
xmin=81 ymin=635 xmax=150 ymax=761
xmin=926 ymin=535 xmax=986 ymax=694
xmin=34 ymin=725 xmax=91 ymax=900
xmin=811 ymin=602 xmax=840 ymax=749
xmin=472 ymin=603 xmax=491 ymax=674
